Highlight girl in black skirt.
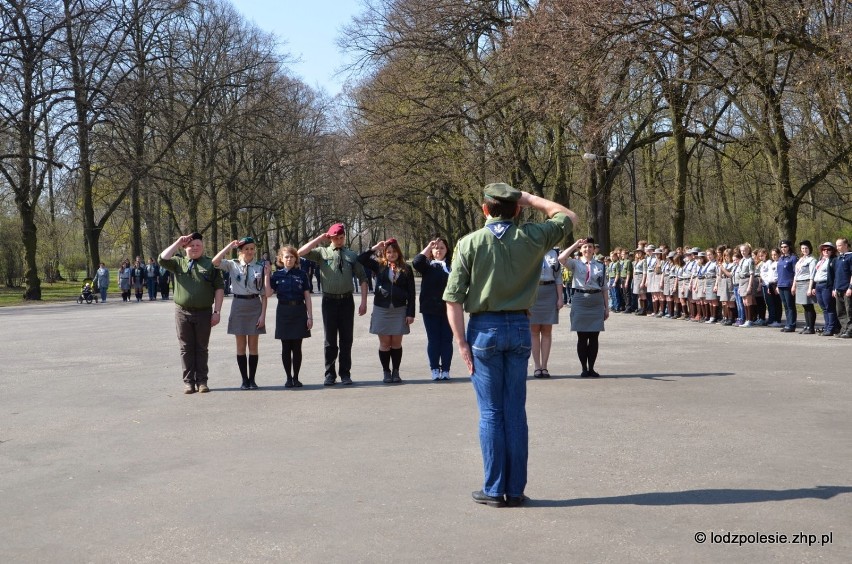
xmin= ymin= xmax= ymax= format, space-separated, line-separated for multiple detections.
xmin=266 ymin=245 xmax=313 ymax=388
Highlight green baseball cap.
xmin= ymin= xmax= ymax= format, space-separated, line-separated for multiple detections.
xmin=483 ymin=182 xmax=521 ymax=202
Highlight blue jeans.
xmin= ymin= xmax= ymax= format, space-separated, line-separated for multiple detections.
xmin=99 ymin=287 xmax=107 ymax=302
xmin=422 ymin=312 xmax=453 ymax=371
xmin=147 ymin=278 xmax=157 ymax=299
xmin=734 ymin=287 xmax=744 ymax=321
xmin=779 ymin=286 xmax=796 ymax=328
xmin=467 ymin=312 xmax=531 ymax=498
xmin=815 ymin=283 xmax=837 ymax=333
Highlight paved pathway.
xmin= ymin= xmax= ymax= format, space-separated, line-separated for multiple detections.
xmin=1 ymin=293 xmax=849 ymax=563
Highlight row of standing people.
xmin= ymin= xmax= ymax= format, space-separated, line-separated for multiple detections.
xmin=115 ymin=257 xmax=173 ymax=302
xmin=600 ymin=238 xmax=852 ymax=337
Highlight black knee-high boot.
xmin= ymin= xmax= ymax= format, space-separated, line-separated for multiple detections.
xmin=237 ymin=355 xmax=249 ymax=389
xmin=248 ymin=354 xmax=259 ymax=389
xmin=379 ymin=350 xmax=392 ymax=382
xmin=390 ymin=347 xmax=403 ymax=383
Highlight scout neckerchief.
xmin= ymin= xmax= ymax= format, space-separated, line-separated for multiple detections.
xmin=485 ymin=220 xmax=513 ymax=239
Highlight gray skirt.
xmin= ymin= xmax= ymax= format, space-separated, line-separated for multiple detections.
xmin=717 ymin=277 xmax=733 ymax=302
xmin=632 ymin=276 xmax=646 ymax=296
xmin=647 ymin=271 xmax=662 ymax=293
xmin=569 ymin=290 xmax=605 ymax=332
xmin=692 ymin=279 xmax=705 ymax=300
xmin=739 ymin=277 xmax=758 ymax=298
xmin=663 ymin=276 xmax=675 ymax=296
xmin=228 ymin=295 xmax=266 ymax=335
xmin=369 ymin=304 xmax=411 ymax=335
xmin=677 ymin=279 xmax=691 ymax=299
xmin=704 ymin=277 xmax=718 ymax=300
xmin=795 ymin=279 xmax=815 ymax=305
xmin=530 ymin=284 xmax=560 ymax=325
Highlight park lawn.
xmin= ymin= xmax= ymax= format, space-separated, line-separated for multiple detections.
xmin=0 ymin=280 xmax=88 ymax=307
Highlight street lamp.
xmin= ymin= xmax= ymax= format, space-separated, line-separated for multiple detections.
xmin=582 ymin=153 xmax=638 ymax=249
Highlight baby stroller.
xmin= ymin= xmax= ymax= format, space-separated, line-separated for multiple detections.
xmin=77 ymin=278 xmax=99 ymax=304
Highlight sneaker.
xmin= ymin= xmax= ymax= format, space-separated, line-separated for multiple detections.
xmin=197 ymin=383 xmax=210 ymax=393
xmin=341 ymin=375 xmax=353 ymax=385
xmin=431 ymin=368 xmax=440 ymax=380
xmin=754 ymin=319 xmax=765 ymax=326
xmin=705 ymin=317 xmax=715 ymax=324
xmin=769 ymin=322 xmax=783 ymax=328
xmin=324 ymin=375 xmax=337 ymax=386
xmin=184 ymin=383 xmax=196 ymax=394
xmin=739 ymin=321 xmax=752 ymax=328
xmin=440 ymin=371 xmax=450 ymax=380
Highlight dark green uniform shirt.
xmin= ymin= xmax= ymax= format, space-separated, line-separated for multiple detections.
xmin=443 ymin=212 xmax=571 ymax=313
xmin=305 ymin=246 xmax=367 ymax=295
xmin=157 ymin=254 xmax=224 ymax=310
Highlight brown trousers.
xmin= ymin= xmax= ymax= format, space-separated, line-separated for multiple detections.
xmin=175 ymin=307 xmax=212 ymax=384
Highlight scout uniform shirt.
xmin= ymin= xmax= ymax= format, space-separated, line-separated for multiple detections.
xmin=218 ymin=258 xmax=265 ymax=296
xmin=157 ymin=254 xmax=224 ymax=309
xmin=304 ymin=246 xmax=366 ymax=294
xmin=564 ymin=257 xmax=605 ymax=291
xmin=443 ymin=213 xmax=571 ymax=313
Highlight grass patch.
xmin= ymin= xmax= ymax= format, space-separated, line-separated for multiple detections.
xmin=0 ymin=280 xmax=91 ymax=307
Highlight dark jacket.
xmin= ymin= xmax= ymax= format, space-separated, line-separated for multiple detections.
xmin=358 ymin=251 xmax=416 ymax=317
xmin=834 ymin=252 xmax=852 ymax=292
xmin=412 ymin=253 xmax=450 ymax=316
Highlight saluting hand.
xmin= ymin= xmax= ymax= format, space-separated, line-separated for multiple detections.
xmin=177 ymin=235 xmax=193 ymax=247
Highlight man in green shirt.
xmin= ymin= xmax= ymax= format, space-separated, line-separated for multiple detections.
xmin=299 ymin=223 xmax=368 ymax=386
xmin=158 ymin=232 xmax=225 ymax=394
xmin=444 ymin=182 xmax=577 ymax=508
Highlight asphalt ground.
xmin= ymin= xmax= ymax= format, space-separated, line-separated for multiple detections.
xmin=0 ymin=289 xmax=849 ymax=563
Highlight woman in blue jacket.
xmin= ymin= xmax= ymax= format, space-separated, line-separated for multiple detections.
xmin=413 ymin=237 xmax=453 ymax=380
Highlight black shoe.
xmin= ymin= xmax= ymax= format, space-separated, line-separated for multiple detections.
xmin=293 ymin=377 xmax=303 ymax=387
xmin=382 ymin=371 xmax=392 ymax=383
xmin=471 ymin=490 xmax=505 ymax=508
xmin=248 ymin=378 xmax=259 ymax=390
xmin=324 ymin=376 xmax=337 ymax=386
xmin=284 ymin=377 xmax=294 ymax=388
xmin=580 ymin=370 xmax=591 ymax=378
xmin=802 ymin=328 xmax=815 ymax=335
xmin=781 ymin=327 xmax=795 ymax=332
xmin=240 ymin=380 xmax=250 ymax=390
xmin=838 ymin=332 xmax=852 ymax=339
xmin=588 ymin=369 xmax=601 ymax=378
xmin=539 ymin=369 xmax=550 ymax=378
xmin=341 ymin=375 xmax=353 ymax=385
xmin=391 ymin=371 xmax=402 ymax=383
xmin=506 ymin=495 xmax=529 ymax=508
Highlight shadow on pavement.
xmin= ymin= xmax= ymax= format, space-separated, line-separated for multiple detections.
xmin=530 ymin=485 xmax=852 ymax=507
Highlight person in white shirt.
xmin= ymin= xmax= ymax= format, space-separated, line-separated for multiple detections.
xmin=759 ymin=248 xmax=782 ymax=327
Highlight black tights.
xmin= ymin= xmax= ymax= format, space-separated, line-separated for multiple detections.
xmin=281 ymin=339 xmax=303 ymax=378
xmin=802 ymin=304 xmax=817 ymax=329
xmin=576 ymin=331 xmax=600 ymax=372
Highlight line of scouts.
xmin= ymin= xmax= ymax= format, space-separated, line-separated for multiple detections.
xmin=602 ymin=238 xmax=852 ymax=337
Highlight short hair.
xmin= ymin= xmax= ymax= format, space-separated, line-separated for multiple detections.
xmin=483 ymin=197 xmax=518 ymax=220
xmin=798 ymin=240 xmax=812 ymax=254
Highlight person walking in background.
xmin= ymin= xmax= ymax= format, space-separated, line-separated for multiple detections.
xmin=412 ymin=236 xmax=454 ymax=380
xmin=130 ymin=257 xmax=145 ymax=302
xmin=299 ymin=223 xmax=368 ymax=386
xmin=358 ymin=238 xmax=416 ymax=384
xmin=559 ymin=238 xmax=608 ymax=377
xmin=145 ymin=257 xmax=159 ymax=300
xmin=118 ymin=260 xmax=131 ymax=302
xmin=158 ymin=265 xmax=172 ymax=300
xmin=833 ymin=238 xmax=852 ymax=338
xmin=267 ymin=245 xmax=313 ymax=388
xmin=529 ymin=247 xmax=563 ymax=378
xmin=213 ymin=237 xmax=268 ymax=390
xmin=93 ymin=262 xmax=109 ymax=303
xmin=158 ymin=232 xmax=225 ymax=394
xmin=444 ymin=182 xmax=576 ymax=509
